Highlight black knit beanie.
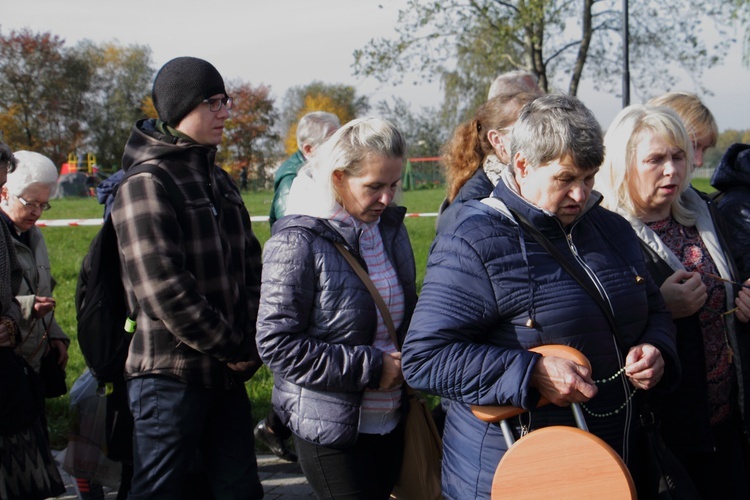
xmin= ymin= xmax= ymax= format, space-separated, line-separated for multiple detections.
xmin=152 ymin=57 xmax=227 ymax=127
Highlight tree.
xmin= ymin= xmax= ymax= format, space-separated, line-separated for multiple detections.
xmin=705 ymin=128 xmax=750 ymax=169
xmin=0 ymin=28 xmax=91 ymax=166
xmin=280 ymin=81 xmax=369 ymax=154
xmin=74 ymin=40 xmax=154 ymax=170
xmin=354 ymin=0 xmax=739 ymax=124
xmin=221 ymin=81 xmax=280 ymax=189
xmin=376 ymin=97 xmax=447 ymax=158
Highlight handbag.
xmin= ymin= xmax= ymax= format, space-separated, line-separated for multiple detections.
xmin=508 ymin=207 xmax=700 ymax=500
xmin=40 ymin=339 xmax=68 ymax=398
xmin=636 ymin=399 xmax=701 ymax=500
xmin=334 ymin=242 xmax=443 ymax=500
xmin=32 ymin=310 xmax=68 ymax=398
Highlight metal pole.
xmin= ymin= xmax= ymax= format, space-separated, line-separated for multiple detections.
xmin=622 ymin=0 xmax=630 ymax=107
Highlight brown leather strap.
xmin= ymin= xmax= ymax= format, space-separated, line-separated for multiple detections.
xmin=333 ymin=242 xmax=399 ymax=349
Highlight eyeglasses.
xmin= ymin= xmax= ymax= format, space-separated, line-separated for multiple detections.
xmin=17 ymin=196 xmax=51 ymax=211
xmin=203 ymin=96 xmax=234 ymax=112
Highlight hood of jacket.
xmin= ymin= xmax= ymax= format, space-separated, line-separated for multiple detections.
xmin=711 ymin=143 xmax=750 ymax=191
xmin=121 ymin=119 xmax=217 ymax=175
xmin=272 ymin=204 xmax=407 ymax=257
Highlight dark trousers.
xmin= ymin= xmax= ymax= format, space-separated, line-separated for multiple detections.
xmin=294 ymin=424 xmax=404 ymax=500
xmin=675 ymin=417 xmax=749 ymax=499
xmin=126 ymin=376 xmax=263 ymax=500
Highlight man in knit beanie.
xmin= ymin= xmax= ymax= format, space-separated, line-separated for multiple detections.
xmin=110 ymin=57 xmax=264 ymax=499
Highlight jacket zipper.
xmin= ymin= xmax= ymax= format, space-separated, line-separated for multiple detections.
xmin=562 ymin=220 xmax=634 ymax=463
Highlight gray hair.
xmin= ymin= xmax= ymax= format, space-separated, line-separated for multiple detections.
xmin=598 ymin=105 xmax=695 ymax=226
xmin=4 ymin=150 xmax=59 ymax=197
xmin=296 ymin=111 xmax=341 ymax=151
xmin=509 ymin=93 xmax=604 ymax=173
xmin=487 ymin=70 xmax=541 ymax=100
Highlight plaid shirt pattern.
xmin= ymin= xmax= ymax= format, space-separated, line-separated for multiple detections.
xmin=112 ymin=121 xmax=262 ymax=388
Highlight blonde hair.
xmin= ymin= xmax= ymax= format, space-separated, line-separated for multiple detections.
xmin=287 ymin=117 xmax=406 ymax=218
xmin=647 ymin=92 xmax=718 ymax=150
xmin=598 ymin=105 xmax=695 ymax=226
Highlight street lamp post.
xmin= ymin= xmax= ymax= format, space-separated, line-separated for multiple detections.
xmin=622 ymin=0 xmax=630 ymax=107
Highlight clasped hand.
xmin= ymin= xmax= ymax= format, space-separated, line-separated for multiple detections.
xmin=531 ymin=343 xmax=664 ymax=406
xmin=661 ymin=270 xmax=706 ymax=319
xmin=379 ymin=351 xmax=403 ymax=389
xmin=734 ymin=282 xmax=750 ymax=323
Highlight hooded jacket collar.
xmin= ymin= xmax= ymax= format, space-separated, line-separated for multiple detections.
xmin=272 ymin=206 xmax=407 ymax=256
xmin=121 ymin=119 xmax=216 ymax=176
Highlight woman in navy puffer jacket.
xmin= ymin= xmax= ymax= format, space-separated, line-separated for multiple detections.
xmin=256 ymin=117 xmax=417 ymax=499
xmin=402 ymin=94 xmax=679 ymax=499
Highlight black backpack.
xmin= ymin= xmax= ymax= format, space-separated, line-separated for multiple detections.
xmin=75 ymin=164 xmax=184 ymax=383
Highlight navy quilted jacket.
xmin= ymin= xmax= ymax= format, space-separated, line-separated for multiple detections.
xmin=402 ymin=176 xmax=678 ymax=499
xmin=256 ymin=206 xmax=417 ymax=448
xmin=436 ymin=167 xmax=494 ymax=235
xmin=710 ymin=143 xmax=750 ymax=280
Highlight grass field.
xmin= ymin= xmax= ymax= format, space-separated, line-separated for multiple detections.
xmin=40 ymin=178 xmax=715 ymax=449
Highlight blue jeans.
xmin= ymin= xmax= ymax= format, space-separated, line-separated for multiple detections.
xmin=126 ymin=376 xmax=263 ymax=500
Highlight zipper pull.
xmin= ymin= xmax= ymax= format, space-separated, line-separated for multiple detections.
xmin=210 ymin=203 xmax=218 ymax=216
xmin=567 ymin=233 xmax=579 ymax=257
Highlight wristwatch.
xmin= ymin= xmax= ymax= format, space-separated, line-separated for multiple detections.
xmin=0 ymin=316 xmax=18 ymax=347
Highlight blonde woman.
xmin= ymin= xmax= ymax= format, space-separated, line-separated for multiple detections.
xmin=598 ymin=104 xmax=750 ymax=498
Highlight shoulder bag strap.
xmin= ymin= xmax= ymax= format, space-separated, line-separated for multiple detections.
xmin=507 ymin=207 xmax=628 ymax=352
xmin=333 ymin=242 xmax=400 ymax=350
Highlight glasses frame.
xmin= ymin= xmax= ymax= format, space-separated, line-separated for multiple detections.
xmin=203 ymin=96 xmax=234 ymax=112
xmin=17 ymin=196 xmax=52 ymax=212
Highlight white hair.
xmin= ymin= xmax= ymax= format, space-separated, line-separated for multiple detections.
xmin=296 ymin=111 xmax=341 ymax=151
xmin=4 ymin=150 xmax=59 ymax=198
xmin=487 ymin=70 xmax=541 ymax=100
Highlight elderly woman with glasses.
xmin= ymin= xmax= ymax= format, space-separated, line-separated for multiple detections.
xmin=0 ymin=142 xmax=65 ymax=500
xmin=0 ymin=150 xmax=69 ymax=378
xmin=597 ymin=105 xmax=750 ymax=499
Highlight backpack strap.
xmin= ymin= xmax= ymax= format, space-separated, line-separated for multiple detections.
xmin=111 ymin=164 xmax=186 ymax=331
xmin=119 ymin=164 xmax=186 ymax=214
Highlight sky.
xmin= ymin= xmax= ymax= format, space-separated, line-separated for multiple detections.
xmin=3 ymin=0 xmax=750 ymax=134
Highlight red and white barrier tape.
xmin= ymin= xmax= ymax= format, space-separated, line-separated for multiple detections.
xmin=36 ymin=213 xmax=440 ymax=227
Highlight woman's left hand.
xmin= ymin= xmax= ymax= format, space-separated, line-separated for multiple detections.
xmin=624 ymin=343 xmax=663 ymax=390
xmin=734 ymin=281 xmax=750 ymax=323
xmin=33 ymin=296 xmax=56 ymax=318
xmin=50 ymin=338 xmax=69 ymax=369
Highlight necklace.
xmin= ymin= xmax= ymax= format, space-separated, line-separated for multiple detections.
xmin=581 ymin=366 xmax=638 ymax=418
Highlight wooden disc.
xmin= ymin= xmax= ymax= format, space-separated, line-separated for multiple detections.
xmin=491 ymin=426 xmax=636 ymax=499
